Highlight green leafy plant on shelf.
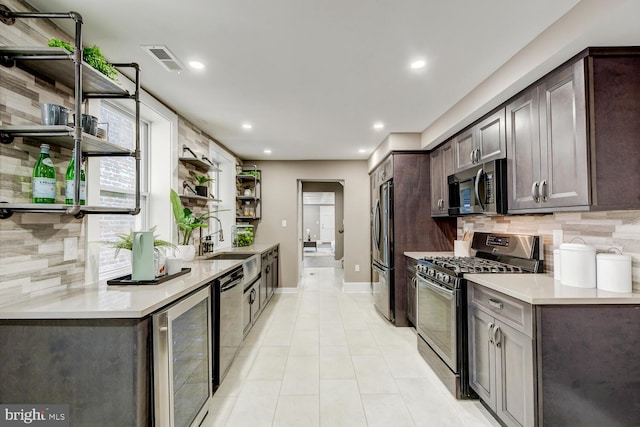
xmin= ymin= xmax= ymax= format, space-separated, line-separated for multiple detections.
xmin=101 ymin=226 xmax=175 ymax=258
xmin=48 ymin=38 xmax=118 ymax=81
xmin=170 ymin=189 xmax=228 ymax=245
xmin=193 ymin=174 xmax=215 ymax=185
xmin=238 ymin=170 xmax=260 ymax=179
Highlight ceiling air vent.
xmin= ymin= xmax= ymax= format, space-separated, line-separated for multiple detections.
xmin=141 ymin=45 xmax=185 ymax=72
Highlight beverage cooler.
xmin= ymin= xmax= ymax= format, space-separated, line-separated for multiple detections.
xmin=153 ymin=286 xmax=213 ymax=427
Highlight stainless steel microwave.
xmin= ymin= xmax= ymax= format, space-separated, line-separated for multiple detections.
xmin=447 ymin=159 xmax=507 ymax=215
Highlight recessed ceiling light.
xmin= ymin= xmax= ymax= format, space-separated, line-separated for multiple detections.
xmin=242 ymin=123 xmax=253 ymax=130
xmin=410 ymin=60 xmax=426 ymax=69
xmin=373 ymin=122 xmax=384 ymax=130
xmin=188 ymin=60 xmax=205 ymax=70
xmin=358 ymin=149 xmax=367 ymax=153
xmin=264 ymin=149 xmax=272 ymax=154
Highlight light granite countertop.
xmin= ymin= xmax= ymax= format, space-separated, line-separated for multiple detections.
xmin=465 ymin=273 xmax=640 ymax=305
xmin=0 ymin=243 xmax=279 ymax=320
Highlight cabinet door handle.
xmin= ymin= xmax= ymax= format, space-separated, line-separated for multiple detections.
xmin=474 ymin=148 xmax=481 ymax=164
xmin=540 ymin=180 xmax=548 ymax=202
xmin=488 ymin=322 xmax=495 ymax=344
xmin=493 ymin=326 xmax=501 ymax=348
xmin=470 ymin=150 xmax=476 ymax=165
xmin=488 ymin=298 xmax=503 ymax=311
xmin=531 ymin=181 xmax=540 ymax=202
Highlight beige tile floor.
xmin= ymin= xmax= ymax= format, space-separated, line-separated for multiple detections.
xmin=201 ymin=267 xmax=500 ymax=427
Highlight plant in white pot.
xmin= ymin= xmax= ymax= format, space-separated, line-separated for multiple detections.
xmin=170 ymin=189 xmax=215 ymax=261
xmin=101 ymin=226 xmax=176 ymax=277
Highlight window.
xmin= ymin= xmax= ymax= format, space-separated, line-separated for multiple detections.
xmin=97 ymin=102 xmax=149 ymax=277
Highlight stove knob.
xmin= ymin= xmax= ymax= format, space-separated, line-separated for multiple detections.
xmin=436 ymin=272 xmax=444 ymax=281
xmin=429 ymin=269 xmax=436 ymax=277
xmin=442 ymin=275 xmax=450 ymax=284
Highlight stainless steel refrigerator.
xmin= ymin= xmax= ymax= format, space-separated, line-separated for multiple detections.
xmin=372 ymin=179 xmax=394 ymax=321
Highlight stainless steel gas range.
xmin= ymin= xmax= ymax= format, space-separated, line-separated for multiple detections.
xmin=415 ymin=232 xmax=542 ymax=399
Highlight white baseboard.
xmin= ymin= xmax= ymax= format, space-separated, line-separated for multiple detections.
xmin=342 ymin=281 xmax=371 ymax=293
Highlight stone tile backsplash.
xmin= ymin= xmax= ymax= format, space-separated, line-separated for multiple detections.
xmin=458 ymin=210 xmax=640 ymax=291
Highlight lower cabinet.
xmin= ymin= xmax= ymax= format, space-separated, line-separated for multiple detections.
xmin=468 ymin=283 xmax=535 ymax=427
xmin=243 ymin=278 xmax=262 ymax=336
xmin=0 ymin=318 xmax=151 ymax=427
xmin=262 ymin=245 xmax=279 ymax=302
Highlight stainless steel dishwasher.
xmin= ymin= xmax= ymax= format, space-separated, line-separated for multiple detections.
xmin=215 ymin=266 xmax=244 ymax=386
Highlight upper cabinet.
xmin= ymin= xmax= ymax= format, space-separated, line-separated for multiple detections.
xmin=430 ymin=140 xmax=454 ymax=216
xmin=454 ymin=108 xmax=506 ymax=172
xmin=507 ymin=48 xmax=640 ymax=213
xmin=507 ymin=61 xmax=588 ymax=212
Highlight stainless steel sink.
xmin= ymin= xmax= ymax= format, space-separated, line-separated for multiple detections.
xmin=206 ymin=252 xmax=255 ymax=260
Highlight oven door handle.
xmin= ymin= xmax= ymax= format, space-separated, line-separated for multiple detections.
xmin=417 ymin=275 xmax=454 ymax=300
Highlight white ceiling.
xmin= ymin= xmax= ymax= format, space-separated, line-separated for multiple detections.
xmin=22 ymin=0 xmax=618 ymax=160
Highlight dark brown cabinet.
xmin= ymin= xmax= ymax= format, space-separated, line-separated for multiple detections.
xmin=454 ymin=108 xmax=506 ymax=172
xmin=371 ymin=152 xmax=456 ymax=326
xmin=507 ymin=48 xmax=640 ymax=213
xmin=507 ymin=60 xmax=588 ymax=212
xmin=430 ymin=141 xmax=454 ymax=216
xmin=468 ymin=284 xmax=534 ymax=427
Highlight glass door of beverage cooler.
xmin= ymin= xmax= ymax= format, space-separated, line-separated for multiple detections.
xmin=153 ymin=286 xmax=213 ymax=427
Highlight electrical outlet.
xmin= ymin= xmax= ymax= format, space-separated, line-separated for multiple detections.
xmin=355 ymin=264 xmax=360 ymax=272
xmin=281 ymin=219 xmax=287 ymax=227
xmin=64 ymin=237 xmax=78 ymax=261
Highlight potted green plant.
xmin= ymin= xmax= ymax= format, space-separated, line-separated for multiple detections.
xmin=170 ymin=189 xmax=215 ymax=261
xmin=193 ymin=174 xmax=214 ymax=197
xmin=101 ymin=226 xmax=176 ymax=276
xmin=48 ymin=38 xmax=118 ymax=81
xmin=102 ymin=225 xmax=175 ymax=257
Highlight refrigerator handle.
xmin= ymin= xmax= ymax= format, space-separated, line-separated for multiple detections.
xmin=373 ymin=199 xmax=381 ymax=251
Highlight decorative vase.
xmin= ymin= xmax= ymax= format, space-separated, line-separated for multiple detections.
xmin=177 ymin=244 xmax=196 ymax=262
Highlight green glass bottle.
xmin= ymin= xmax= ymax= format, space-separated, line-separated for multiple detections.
xmin=65 ymin=149 xmax=86 ymax=205
xmin=32 ymin=143 xmax=56 ymax=204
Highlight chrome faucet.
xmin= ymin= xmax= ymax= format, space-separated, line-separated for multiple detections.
xmin=211 ymin=216 xmax=224 ymax=242
xmin=199 ymin=216 xmax=224 ymax=255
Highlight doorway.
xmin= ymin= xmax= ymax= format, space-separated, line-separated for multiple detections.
xmin=300 ymin=181 xmax=344 ymax=270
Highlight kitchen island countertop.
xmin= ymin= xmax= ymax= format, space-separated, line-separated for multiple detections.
xmin=465 ymin=273 xmax=640 ymax=305
xmin=0 ymin=243 xmax=279 ymax=320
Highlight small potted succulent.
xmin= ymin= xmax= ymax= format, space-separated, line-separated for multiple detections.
xmin=193 ymin=174 xmax=214 ymax=197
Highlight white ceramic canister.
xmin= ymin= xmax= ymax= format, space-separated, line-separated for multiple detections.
xmin=553 ymin=249 xmax=561 ymax=280
xmin=596 ymin=253 xmax=632 ymax=293
xmin=559 ymin=242 xmax=596 ymax=288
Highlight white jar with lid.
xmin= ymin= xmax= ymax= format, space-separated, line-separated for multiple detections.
xmin=596 ymin=253 xmax=632 ymax=293
xmin=559 ymin=242 xmax=596 ymax=288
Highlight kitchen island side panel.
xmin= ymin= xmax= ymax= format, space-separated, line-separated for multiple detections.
xmin=0 ymin=318 xmax=151 ymax=427
xmin=537 ymin=305 xmax=640 ymax=426
xmin=392 ymin=152 xmax=456 ymax=326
